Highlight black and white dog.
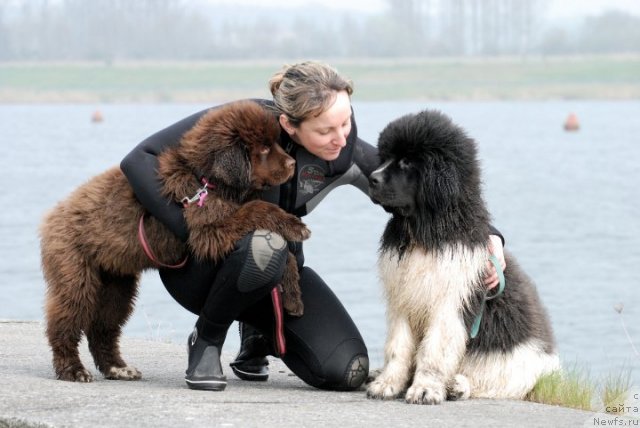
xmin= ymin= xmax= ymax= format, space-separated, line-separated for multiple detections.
xmin=366 ymin=110 xmax=559 ymax=405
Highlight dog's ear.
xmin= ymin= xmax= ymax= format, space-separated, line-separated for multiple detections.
xmin=206 ymin=144 xmax=251 ymax=189
xmin=419 ymin=157 xmax=461 ymax=210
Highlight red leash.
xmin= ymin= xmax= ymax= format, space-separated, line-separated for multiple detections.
xmin=138 ymin=177 xmax=214 ymax=269
xmin=270 ymin=285 xmax=287 ymax=357
xmin=137 ymin=214 xmax=188 ymax=269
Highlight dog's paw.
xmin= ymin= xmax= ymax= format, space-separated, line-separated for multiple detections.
xmin=58 ymin=367 xmax=94 ymax=383
xmin=105 ymin=366 xmax=142 ymax=381
xmin=280 ymin=216 xmax=311 ymax=242
xmin=365 ymin=368 xmax=383 ymax=385
xmin=446 ymin=374 xmax=471 ymax=401
xmin=405 ymin=379 xmax=446 ymax=405
xmin=283 ymin=296 xmax=304 ymax=317
xmin=366 ymin=378 xmax=403 ymax=400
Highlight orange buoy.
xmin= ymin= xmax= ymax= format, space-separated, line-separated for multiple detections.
xmin=91 ymin=110 xmax=104 ymax=123
xmin=564 ymin=113 xmax=579 ymax=131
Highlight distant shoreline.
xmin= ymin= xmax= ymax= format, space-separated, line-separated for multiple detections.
xmin=1 ymin=55 xmax=639 ymax=103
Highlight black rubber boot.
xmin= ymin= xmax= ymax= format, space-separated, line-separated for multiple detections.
xmin=187 ymin=230 xmax=288 ymax=385
xmin=185 ymin=326 xmax=227 ymax=391
xmin=229 ymin=322 xmax=270 ymax=381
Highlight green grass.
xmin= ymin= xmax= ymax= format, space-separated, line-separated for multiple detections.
xmin=1 ymin=55 xmax=639 ymax=102
xmin=526 ymin=364 xmax=634 ymax=413
xmin=527 ymin=366 xmax=594 ymax=410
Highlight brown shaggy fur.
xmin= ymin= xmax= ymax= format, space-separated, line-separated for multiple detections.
xmin=40 ymin=101 xmax=310 ymax=382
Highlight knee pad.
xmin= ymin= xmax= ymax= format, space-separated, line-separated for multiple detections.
xmin=319 ymin=339 xmax=369 ymax=391
xmin=237 ymin=230 xmax=288 ymax=292
xmin=340 ymin=353 xmax=369 ymax=390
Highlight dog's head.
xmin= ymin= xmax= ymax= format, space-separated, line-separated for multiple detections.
xmin=369 ymin=109 xmax=479 ymax=217
xmin=181 ymin=101 xmax=295 ymax=192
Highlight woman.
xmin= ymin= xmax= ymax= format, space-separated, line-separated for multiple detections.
xmin=120 ymin=61 xmax=506 ymax=392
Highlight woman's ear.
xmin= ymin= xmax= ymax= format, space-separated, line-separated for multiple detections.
xmin=279 ymin=114 xmax=296 ymax=136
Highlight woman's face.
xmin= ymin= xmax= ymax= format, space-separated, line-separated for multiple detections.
xmin=280 ymin=90 xmax=352 ymax=161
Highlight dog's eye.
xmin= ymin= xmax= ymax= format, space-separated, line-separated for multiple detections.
xmin=398 ymin=158 xmax=411 ymax=169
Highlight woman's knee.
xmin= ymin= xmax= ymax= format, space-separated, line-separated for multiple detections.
xmin=286 ymin=338 xmax=369 ymax=391
xmin=318 ymin=338 xmax=369 ymax=390
xmin=236 ymin=229 xmax=288 ymax=292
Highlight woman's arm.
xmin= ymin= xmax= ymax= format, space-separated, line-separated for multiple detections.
xmin=120 ymin=109 xmax=209 ymax=242
xmin=350 ymin=137 xmax=380 ymax=194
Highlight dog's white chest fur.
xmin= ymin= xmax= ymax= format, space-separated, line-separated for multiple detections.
xmin=378 ymin=245 xmax=487 ymax=328
xmin=372 ymin=244 xmax=560 ymax=402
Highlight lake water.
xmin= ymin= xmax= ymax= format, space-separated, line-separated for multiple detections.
xmin=1 ymin=101 xmax=639 ymax=387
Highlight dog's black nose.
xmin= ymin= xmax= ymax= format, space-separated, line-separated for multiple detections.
xmin=368 ymin=171 xmax=382 ymax=188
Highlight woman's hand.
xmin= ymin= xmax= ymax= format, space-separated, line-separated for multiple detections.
xmin=484 ymin=235 xmax=506 ymax=290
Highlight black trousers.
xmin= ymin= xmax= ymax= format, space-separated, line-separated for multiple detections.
xmin=159 ymin=235 xmax=369 ymax=390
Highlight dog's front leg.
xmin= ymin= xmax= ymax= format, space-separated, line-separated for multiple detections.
xmin=366 ymin=312 xmax=415 ymax=400
xmin=187 ymin=200 xmax=310 ymax=262
xmin=281 ymin=252 xmax=303 ymax=316
xmin=405 ymin=311 xmax=468 ymax=405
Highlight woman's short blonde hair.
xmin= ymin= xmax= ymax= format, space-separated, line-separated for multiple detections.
xmin=269 ymin=61 xmax=353 ymax=127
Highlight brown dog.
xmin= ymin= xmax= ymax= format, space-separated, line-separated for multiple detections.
xmin=40 ymin=101 xmax=310 ymax=382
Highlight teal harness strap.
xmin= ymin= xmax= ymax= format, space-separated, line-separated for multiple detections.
xmin=470 ymin=255 xmax=506 ymax=339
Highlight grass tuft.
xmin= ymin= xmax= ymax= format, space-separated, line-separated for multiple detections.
xmin=526 ymin=363 xmax=635 ymax=412
xmin=527 ymin=365 xmax=594 ymax=411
